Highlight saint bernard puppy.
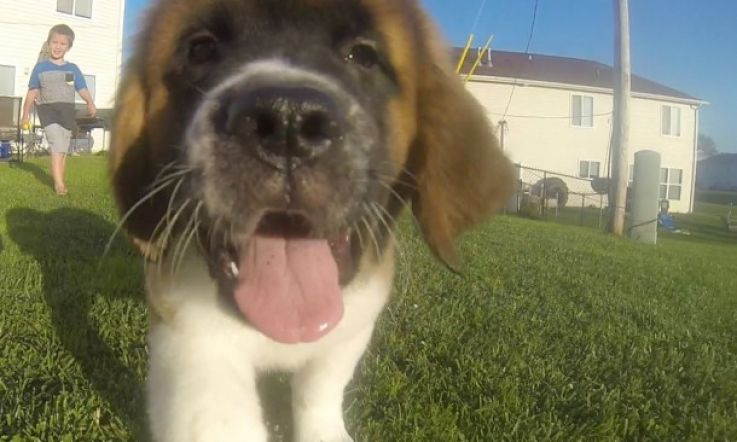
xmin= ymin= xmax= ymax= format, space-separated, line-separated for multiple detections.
xmin=110 ymin=0 xmax=513 ymax=440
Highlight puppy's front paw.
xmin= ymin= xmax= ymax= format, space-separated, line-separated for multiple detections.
xmin=293 ymin=410 xmax=354 ymax=442
xmin=150 ymin=408 xmax=269 ymax=442
xmin=296 ymin=428 xmax=354 ymax=442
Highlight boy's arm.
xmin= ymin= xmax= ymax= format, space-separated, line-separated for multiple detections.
xmin=21 ymin=89 xmax=40 ymax=126
xmin=72 ymin=64 xmax=97 ymax=118
xmin=78 ymin=88 xmax=97 ymax=118
xmin=22 ymin=63 xmax=42 ymax=126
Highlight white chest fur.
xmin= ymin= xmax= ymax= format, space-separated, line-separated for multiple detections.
xmin=144 ymin=247 xmax=394 ymax=441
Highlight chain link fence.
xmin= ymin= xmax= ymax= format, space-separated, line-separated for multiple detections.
xmin=506 ymin=164 xmax=610 ymax=229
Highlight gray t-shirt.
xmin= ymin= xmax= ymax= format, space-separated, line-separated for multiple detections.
xmin=28 ymin=60 xmax=88 ymax=130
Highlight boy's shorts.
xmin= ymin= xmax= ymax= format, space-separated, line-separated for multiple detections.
xmin=45 ymin=123 xmax=71 ymax=154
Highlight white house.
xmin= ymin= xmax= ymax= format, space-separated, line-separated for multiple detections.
xmin=459 ymin=50 xmax=707 ymax=213
xmin=0 ymin=0 xmax=125 ymax=150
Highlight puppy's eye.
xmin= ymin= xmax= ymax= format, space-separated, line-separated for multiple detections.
xmin=188 ymin=34 xmax=218 ymax=64
xmin=345 ymin=43 xmax=379 ymax=69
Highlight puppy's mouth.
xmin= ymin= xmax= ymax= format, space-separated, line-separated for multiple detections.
xmin=213 ymin=212 xmax=353 ymax=344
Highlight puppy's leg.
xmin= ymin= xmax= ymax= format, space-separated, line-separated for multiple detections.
xmin=291 ymin=326 xmax=374 ymax=442
xmin=147 ymin=322 xmax=267 ymax=442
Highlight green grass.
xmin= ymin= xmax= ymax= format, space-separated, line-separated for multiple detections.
xmin=548 ymin=206 xmax=606 ymax=230
xmin=1 ymin=156 xmax=736 ymax=441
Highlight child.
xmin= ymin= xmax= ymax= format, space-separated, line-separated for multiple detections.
xmin=21 ymin=24 xmax=96 ymax=195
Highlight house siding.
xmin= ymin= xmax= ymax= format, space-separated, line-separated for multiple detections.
xmin=466 ymin=78 xmax=698 ymax=213
xmin=0 ymin=0 xmax=125 ymax=149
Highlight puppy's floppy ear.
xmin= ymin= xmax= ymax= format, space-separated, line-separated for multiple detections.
xmin=409 ymin=46 xmax=514 ymax=271
xmin=109 ymin=62 xmax=168 ymax=260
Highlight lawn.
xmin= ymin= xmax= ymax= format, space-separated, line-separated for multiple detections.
xmin=1 ymin=156 xmax=736 ymax=441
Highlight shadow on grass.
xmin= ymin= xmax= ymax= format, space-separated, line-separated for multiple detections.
xmin=6 ymin=207 xmax=147 ymax=439
xmin=12 ymin=161 xmax=54 ymax=190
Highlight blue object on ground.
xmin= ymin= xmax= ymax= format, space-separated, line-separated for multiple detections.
xmin=658 ymin=212 xmax=676 ymax=231
xmin=0 ymin=140 xmax=11 ymax=159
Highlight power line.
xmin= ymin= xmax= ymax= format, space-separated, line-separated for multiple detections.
xmin=469 ymin=0 xmax=490 ymax=36
xmin=500 ymin=0 xmax=541 ymax=123
xmin=521 ymin=0 xmax=540 ymax=53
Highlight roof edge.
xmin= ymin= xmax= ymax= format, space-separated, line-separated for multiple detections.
xmin=465 ymin=74 xmax=709 ymax=106
xmin=455 ymin=48 xmax=705 ymax=103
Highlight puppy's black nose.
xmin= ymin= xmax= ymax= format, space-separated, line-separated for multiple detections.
xmin=223 ymin=86 xmax=342 ymax=168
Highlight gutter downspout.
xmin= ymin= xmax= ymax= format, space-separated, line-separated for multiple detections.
xmin=689 ymin=105 xmax=700 ymax=213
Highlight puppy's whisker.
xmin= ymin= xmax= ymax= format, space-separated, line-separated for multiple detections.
xmin=352 ymin=221 xmax=366 ymax=254
xmin=149 ymin=160 xmax=179 ymax=184
xmin=360 ymin=206 xmax=381 ymax=260
xmin=371 ymin=202 xmax=401 ymax=254
xmin=377 ymin=180 xmax=411 ymax=208
xmin=163 ymin=175 xmax=188 ymax=227
xmin=125 ymin=178 xmax=187 ymax=265
xmin=149 ymin=168 xmax=191 ymax=194
xmin=171 ymin=201 xmax=204 ymax=276
xmin=368 ymin=204 xmax=389 ymax=248
xmin=154 ymin=198 xmax=192 ymax=276
xmin=151 ymin=160 xmax=187 ymax=185
xmin=373 ymin=199 xmax=398 ymax=224
xmin=205 ymin=216 xmax=219 ymax=250
xmin=368 ymin=170 xmax=418 ymax=192
xmin=153 ymin=166 xmax=191 ymax=183
xmin=175 ymin=218 xmax=202 ymax=277
xmin=374 ymin=159 xmax=420 ymax=182
xmin=104 ymin=175 xmax=184 ymax=258
xmin=371 ymin=202 xmax=409 ymax=280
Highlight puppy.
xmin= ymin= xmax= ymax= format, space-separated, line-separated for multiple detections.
xmin=111 ymin=0 xmax=513 ymax=440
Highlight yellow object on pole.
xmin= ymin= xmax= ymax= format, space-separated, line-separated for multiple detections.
xmin=455 ymin=34 xmax=474 ymax=74
xmin=464 ymin=35 xmax=494 ymax=82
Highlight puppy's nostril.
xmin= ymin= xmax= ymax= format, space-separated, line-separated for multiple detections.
xmin=299 ymin=111 xmax=334 ymax=144
xmin=220 ymin=86 xmax=343 ymax=167
xmin=255 ymin=110 xmax=280 ymax=140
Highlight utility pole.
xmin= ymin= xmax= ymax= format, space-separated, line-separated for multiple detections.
xmin=609 ymin=0 xmax=631 ymax=236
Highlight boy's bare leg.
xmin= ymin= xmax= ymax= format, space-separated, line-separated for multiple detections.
xmin=51 ymin=153 xmax=67 ymax=194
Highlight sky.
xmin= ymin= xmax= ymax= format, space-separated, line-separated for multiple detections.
xmin=123 ymin=0 xmax=737 ymax=153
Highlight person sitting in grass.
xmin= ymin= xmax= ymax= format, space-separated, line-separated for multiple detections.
xmin=21 ymin=24 xmax=97 ymax=196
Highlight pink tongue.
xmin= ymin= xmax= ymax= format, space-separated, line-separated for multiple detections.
xmin=233 ymin=235 xmax=344 ymax=343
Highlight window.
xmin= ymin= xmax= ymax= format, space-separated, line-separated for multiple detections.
xmin=659 ymin=168 xmax=682 ymax=200
xmin=579 ymin=160 xmax=600 ymax=178
xmin=75 ymin=74 xmax=96 ymax=103
xmin=57 ymin=0 xmax=73 ymax=14
xmin=571 ymin=94 xmax=594 ymax=127
xmin=75 ymin=0 xmax=92 ymax=18
xmin=661 ymin=105 xmax=681 ymax=136
xmin=0 ymin=65 xmax=15 ymax=96
xmin=57 ymin=0 xmax=92 ymax=18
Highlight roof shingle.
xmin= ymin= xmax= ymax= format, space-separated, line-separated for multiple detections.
xmin=454 ymin=48 xmax=702 ymax=102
